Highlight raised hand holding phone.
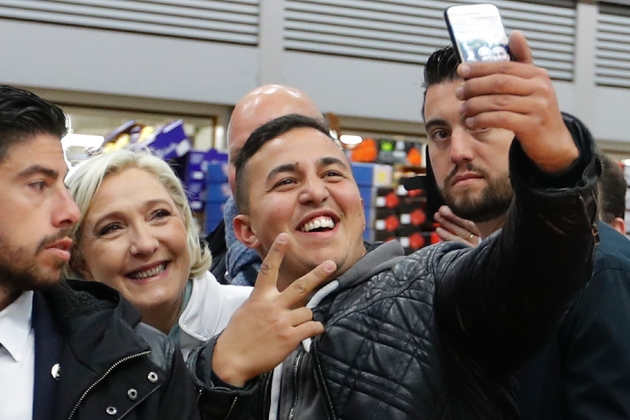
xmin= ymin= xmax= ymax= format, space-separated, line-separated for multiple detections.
xmin=454 ymin=29 xmax=579 ymax=174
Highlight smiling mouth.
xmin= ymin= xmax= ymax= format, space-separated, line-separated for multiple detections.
xmin=301 ymin=216 xmax=336 ymax=232
xmin=127 ymin=263 xmax=167 ymax=280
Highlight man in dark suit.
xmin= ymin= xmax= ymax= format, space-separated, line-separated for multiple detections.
xmin=0 ymin=85 xmax=200 ymax=420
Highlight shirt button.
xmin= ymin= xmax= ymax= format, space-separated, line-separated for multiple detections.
xmin=147 ymin=372 xmax=158 ymax=383
xmin=127 ymin=388 xmax=138 ymax=400
xmin=106 ymin=406 xmax=117 ymax=416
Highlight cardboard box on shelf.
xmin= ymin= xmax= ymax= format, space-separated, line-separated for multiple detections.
xmin=145 ymin=120 xmax=192 ymax=160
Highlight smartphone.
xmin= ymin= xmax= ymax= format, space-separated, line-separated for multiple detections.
xmin=444 ymin=3 xmax=510 ymax=63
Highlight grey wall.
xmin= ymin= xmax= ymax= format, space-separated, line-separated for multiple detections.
xmin=0 ymin=19 xmax=258 ymax=105
xmin=2 ymin=0 xmax=630 ymax=149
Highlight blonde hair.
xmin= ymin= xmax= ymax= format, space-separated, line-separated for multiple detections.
xmin=64 ymin=148 xmax=211 ymax=279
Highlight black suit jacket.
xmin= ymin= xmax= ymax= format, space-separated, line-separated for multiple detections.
xmin=518 ymin=222 xmax=630 ymax=419
xmin=32 ymin=291 xmax=63 ymax=420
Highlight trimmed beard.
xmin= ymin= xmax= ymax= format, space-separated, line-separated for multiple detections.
xmin=441 ymin=163 xmax=513 ymax=223
xmin=0 ymin=230 xmax=70 ymax=296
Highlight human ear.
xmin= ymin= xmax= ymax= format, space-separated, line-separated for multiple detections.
xmin=610 ymin=217 xmax=627 ymax=236
xmin=234 ymin=214 xmax=261 ymax=250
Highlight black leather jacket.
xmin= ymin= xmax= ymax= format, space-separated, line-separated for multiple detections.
xmin=40 ymin=280 xmax=200 ymax=420
xmin=190 ymin=114 xmax=600 ymax=420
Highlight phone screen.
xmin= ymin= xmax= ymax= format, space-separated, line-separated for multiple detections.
xmin=444 ymin=4 xmax=509 ymax=63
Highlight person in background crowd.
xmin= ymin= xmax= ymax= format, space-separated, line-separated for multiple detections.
xmin=64 ymin=148 xmax=251 ymax=360
xmin=206 ymin=84 xmax=324 ymax=285
xmin=0 ymin=85 xmax=200 ymax=420
xmin=423 ymin=43 xmax=630 ymax=419
xmin=597 ymin=153 xmax=627 ymax=235
xmin=432 ymin=151 xmax=627 ymax=245
xmin=188 ymin=29 xmax=600 ymax=418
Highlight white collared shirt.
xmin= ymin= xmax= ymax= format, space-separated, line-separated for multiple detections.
xmin=0 ymin=291 xmax=34 ymax=420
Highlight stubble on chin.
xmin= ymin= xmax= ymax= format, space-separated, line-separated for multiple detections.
xmin=0 ymin=234 xmax=64 ymax=295
xmin=441 ymin=167 xmax=513 ymax=224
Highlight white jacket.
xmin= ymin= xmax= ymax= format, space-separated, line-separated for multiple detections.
xmin=177 ymin=271 xmax=252 ymax=360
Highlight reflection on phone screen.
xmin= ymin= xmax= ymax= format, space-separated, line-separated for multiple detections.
xmin=445 ymin=4 xmax=510 ymax=63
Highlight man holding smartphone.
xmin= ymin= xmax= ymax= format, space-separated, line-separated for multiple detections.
xmin=189 ymin=31 xmax=600 ymax=420
xmin=422 ymin=39 xmax=630 ymax=419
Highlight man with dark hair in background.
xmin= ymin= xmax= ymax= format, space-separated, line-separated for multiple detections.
xmin=598 ymin=153 xmax=627 ymax=235
xmin=423 ymin=43 xmax=630 ymax=419
xmin=189 ymin=31 xmax=601 ymax=420
xmin=0 ymin=85 xmax=200 ymax=420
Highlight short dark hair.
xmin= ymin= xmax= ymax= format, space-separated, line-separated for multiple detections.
xmin=0 ymin=85 xmax=67 ymax=163
xmin=422 ymin=46 xmax=460 ymax=117
xmin=598 ymin=153 xmax=626 ymax=223
xmin=234 ymin=113 xmax=332 ymax=212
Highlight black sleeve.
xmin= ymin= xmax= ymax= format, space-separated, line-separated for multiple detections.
xmin=435 ymin=113 xmax=601 ymax=374
xmin=158 ymin=347 xmax=203 ymax=420
xmin=188 ymin=337 xmax=265 ymax=420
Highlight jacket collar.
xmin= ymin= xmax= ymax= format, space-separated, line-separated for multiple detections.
xmin=336 ymin=240 xmax=406 ymax=290
xmin=42 ymin=280 xmax=151 ymax=418
xmin=307 ymin=240 xmax=406 ymax=311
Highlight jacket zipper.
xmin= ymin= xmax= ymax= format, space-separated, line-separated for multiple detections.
xmin=287 ymin=351 xmax=305 ymax=420
xmin=67 ymin=350 xmax=151 ymax=419
xmin=579 ymin=194 xmax=600 ymax=245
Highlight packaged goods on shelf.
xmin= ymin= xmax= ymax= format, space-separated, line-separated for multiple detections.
xmin=100 ymin=120 xmax=191 ymax=160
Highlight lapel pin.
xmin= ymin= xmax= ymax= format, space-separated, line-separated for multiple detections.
xmin=51 ymin=363 xmax=61 ymax=380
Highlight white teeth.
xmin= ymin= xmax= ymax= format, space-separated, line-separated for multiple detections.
xmin=301 ymin=217 xmax=335 ymax=232
xmin=129 ymin=263 xmax=166 ymax=279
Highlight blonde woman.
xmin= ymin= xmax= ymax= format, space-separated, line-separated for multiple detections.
xmin=64 ymin=148 xmax=251 ymax=359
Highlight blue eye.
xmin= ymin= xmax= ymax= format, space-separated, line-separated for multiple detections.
xmin=99 ymin=223 xmax=121 ymax=236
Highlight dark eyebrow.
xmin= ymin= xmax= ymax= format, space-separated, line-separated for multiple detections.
xmin=265 ymin=157 xmax=348 ymax=184
xmin=16 ymin=165 xmax=60 ymax=180
xmin=424 ymin=118 xmax=451 ymax=132
xmin=266 ymin=163 xmax=297 ymax=183
xmin=320 ymin=157 xmax=348 ymax=168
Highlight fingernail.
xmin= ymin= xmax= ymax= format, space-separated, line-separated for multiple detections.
xmin=458 ymin=64 xmax=471 ymax=77
xmin=323 ymin=260 xmax=336 ymax=272
xmin=455 ymin=85 xmax=464 ymax=99
xmin=465 ymin=117 xmax=474 ymax=127
xmin=277 ymin=233 xmax=288 ymax=244
xmin=458 ymin=104 xmax=466 ymax=117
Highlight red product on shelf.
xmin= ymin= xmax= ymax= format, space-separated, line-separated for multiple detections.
xmin=409 ymin=232 xmax=425 ymax=250
xmin=385 ymin=192 xmax=400 ymax=209
xmin=407 ymin=188 xmax=423 ymax=198
xmin=410 ymin=209 xmax=426 ymax=226
xmin=385 ymin=215 xmax=400 ymax=232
